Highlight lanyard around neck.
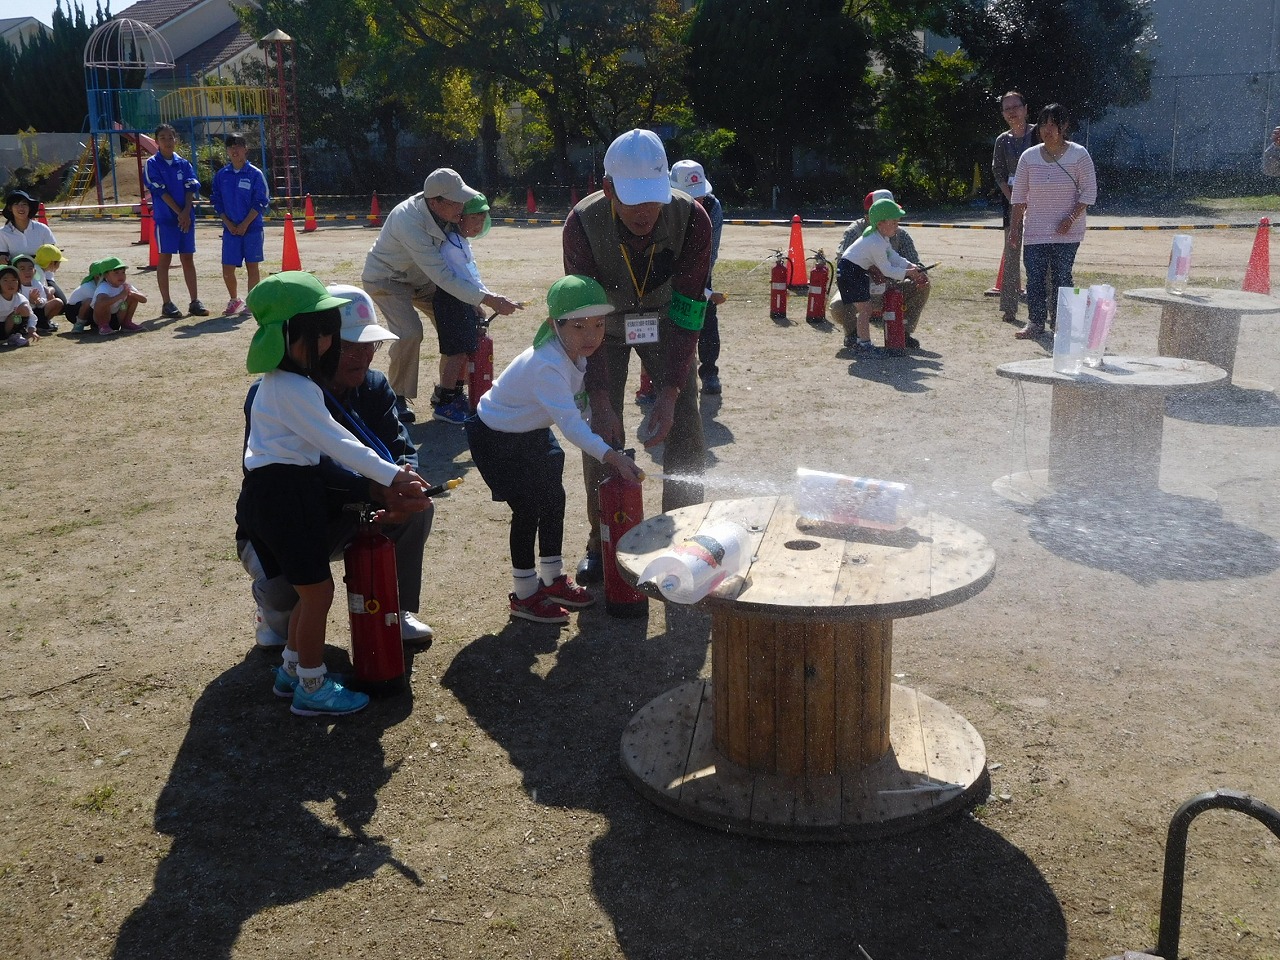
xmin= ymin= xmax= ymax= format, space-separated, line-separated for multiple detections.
xmin=320 ymin=384 xmax=395 ymax=464
xmin=613 ymin=205 xmax=655 ymax=300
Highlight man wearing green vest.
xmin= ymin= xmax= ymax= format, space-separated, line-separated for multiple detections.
xmin=562 ymin=129 xmax=713 ymax=584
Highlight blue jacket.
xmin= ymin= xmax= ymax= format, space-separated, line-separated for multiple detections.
xmin=145 ymin=153 xmax=200 ymax=226
xmin=211 ymin=162 xmax=270 ymax=232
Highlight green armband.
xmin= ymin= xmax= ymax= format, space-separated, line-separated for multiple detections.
xmin=668 ymin=291 xmax=707 ymax=331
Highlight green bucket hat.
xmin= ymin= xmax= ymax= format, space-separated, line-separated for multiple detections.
xmin=863 ymin=198 xmax=907 ymax=236
xmin=96 ymin=256 xmax=127 ymax=274
xmin=462 ymin=192 xmax=492 ymax=239
xmin=245 ymin=271 xmax=348 ymax=374
xmin=534 ymin=275 xmax=613 ymax=347
xmin=81 ymin=258 xmax=108 ymax=285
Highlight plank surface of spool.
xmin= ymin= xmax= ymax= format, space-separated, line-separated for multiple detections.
xmin=1124 ymin=287 xmax=1278 ymax=391
xmin=993 ymin=355 xmax=1226 ymax=505
xmin=616 ymin=496 xmax=996 ymax=840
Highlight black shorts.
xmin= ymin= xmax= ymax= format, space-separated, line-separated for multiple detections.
xmin=836 ymin=258 xmax=871 ymax=304
xmin=235 ymin=463 xmax=333 ymax=585
xmin=465 ymin=416 xmax=564 ymax=504
xmin=432 ymin=289 xmax=480 ymax=356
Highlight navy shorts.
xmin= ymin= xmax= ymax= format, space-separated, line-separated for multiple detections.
xmin=235 ymin=464 xmax=333 ymax=585
xmin=465 ymin=416 xmax=564 ymax=504
xmin=222 ymin=229 xmax=265 ymax=266
xmin=836 ymin=258 xmax=871 ymax=304
xmin=156 ymin=220 xmax=197 ymax=256
xmin=432 ymin=288 xmax=480 ymax=355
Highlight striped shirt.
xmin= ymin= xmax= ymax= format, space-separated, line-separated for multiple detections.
xmin=1011 ymin=142 xmax=1097 ymax=246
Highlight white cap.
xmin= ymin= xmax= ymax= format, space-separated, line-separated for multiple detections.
xmin=422 ymin=167 xmax=480 ymax=204
xmin=604 ymin=129 xmax=671 ymax=205
xmin=669 ymin=159 xmax=712 ymax=198
xmin=326 ymin=284 xmax=398 ymax=343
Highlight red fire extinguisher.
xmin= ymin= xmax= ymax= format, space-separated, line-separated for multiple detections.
xmin=343 ymin=505 xmax=406 ymax=695
xmin=598 ymin=450 xmax=648 ymax=619
xmin=769 ymin=249 xmax=791 ymax=321
xmin=805 ymin=249 xmax=831 ymax=325
xmin=882 ymin=285 xmax=906 ymax=355
xmin=467 ymin=313 xmax=495 ymax=413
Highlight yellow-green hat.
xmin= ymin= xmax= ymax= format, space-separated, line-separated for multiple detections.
xmin=533 ymin=275 xmax=612 ymax=347
xmin=462 ymin=192 xmax=492 ymax=239
xmin=245 ymin=271 xmax=348 ymax=374
xmin=34 ymin=244 xmax=63 ymax=269
xmin=862 ymin=197 xmax=907 ymax=236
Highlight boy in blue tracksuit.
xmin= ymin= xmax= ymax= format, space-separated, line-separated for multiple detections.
xmin=145 ymin=123 xmax=208 ymax=318
xmin=211 ymin=132 xmax=270 ymax=316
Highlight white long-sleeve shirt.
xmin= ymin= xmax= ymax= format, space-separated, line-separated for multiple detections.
xmin=476 ymin=336 xmax=612 ymax=463
xmin=244 ymin=369 xmax=403 ymax=487
xmin=840 ymin=230 xmax=913 ymax=281
xmin=361 ymin=194 xmax=487 ymax=305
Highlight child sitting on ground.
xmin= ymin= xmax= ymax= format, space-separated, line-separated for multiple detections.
xmin=235 ymin=271 xmax=431 ymax=716
xmin=1 ymin=263 xmax=35 ymax=347
xmin=65 ymin=259 xmax=104 ymax=333
xmin=12 ymin=254 xmax=64 ymax=334
xmin=429 ymin=192 xmax=515 ymax=424
xmin=34 ymin=244 xmax=68 ymax=332
xmin=91 ymin=257 xmax=148 ymax=335
xmin=837 ymin=197 xmax=928 ymax=354
xmin=465 ymin=275 xmax=644 ymax=624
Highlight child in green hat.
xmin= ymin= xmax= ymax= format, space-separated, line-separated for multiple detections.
xmin=465 ymin=274 xmax=643 ymax=625
xmin=90 ymin=256 xmax=148 ymax=335
xmin=236 ymin=271 xmax=431 ymax=716
xmin=836 ymin=197 xmax=929 ymax=353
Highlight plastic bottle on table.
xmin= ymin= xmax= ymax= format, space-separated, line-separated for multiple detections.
xmin=1165 ymin=234 xmax=1193 ymax=294
xmin=638 ymin=520 xmax=752 ymax=604
xmin=794 ymin=468 xmax=914 ymax=531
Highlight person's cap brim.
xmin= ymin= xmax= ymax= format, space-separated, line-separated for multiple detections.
xmin=342 ymin=322 xmax=399 ymax=343
xmin=610 ymin=176 xmax=671 ymax=206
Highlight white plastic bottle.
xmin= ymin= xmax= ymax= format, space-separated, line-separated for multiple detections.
xmin=1166 ymin=234 xmax=1193 ymax=294
xmin=638 ymin=520 xmax=752 ymax=604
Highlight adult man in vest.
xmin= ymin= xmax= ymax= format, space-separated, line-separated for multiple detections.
xmin=562 ymin=129 xmax=713 ymax=584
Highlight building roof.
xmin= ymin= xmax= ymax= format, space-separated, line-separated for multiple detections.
xmin=0 ymin=16 xmax=50 ymax=37
xmin=173 ymin=21 xmax=257 ymax=78
xmin=110 ymin=0 xmax=201 ymax=28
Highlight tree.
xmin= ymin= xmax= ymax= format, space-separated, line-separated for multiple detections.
xmin=0 ymin=1 xmax=112 ymax=134
xmin=685 ymin=0 xmax=874 ymax=193
xmin=946 ymin=0 xmax=1154 ymax=124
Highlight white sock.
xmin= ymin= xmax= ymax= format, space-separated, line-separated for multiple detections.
xmin=538 ymin=556 xmax=564 ymax=587
xmin=513 ymin=568 xmax=539 ymax=600
xmin=296 ymin=663 xmax=327 ymax=694
xmin=281 ymin=647 xmax=300 ymax=676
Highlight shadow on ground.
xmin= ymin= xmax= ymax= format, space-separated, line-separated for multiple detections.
xmin=443 ymin=604 xmax=1067 ymax=960
xmin=112 ymin=649 xmax=418 ymax=960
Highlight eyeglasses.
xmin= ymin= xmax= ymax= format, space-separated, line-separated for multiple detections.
xmin=340 ymin=340 xmax=383 ymax=356
xmin=1002 ymin=103 xmax=1026 ymax=113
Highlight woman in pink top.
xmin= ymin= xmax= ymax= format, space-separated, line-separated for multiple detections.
xmin=1007 ymin=103 xmax=1097 ymax=339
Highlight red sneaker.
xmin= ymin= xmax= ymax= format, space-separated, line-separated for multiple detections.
xmin=509 ymin=591 xmax=569 ymax=624
xmin=541 ymin=574 xmax=595 ymax=609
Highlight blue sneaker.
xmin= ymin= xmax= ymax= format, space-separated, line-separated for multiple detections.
xmin=432 ymin=394 xmax=469 ymax=425
xmin=273 ymin=666 xmax=351 ymax=699
xmin=291 ymin=676 xmax=369 ymax=716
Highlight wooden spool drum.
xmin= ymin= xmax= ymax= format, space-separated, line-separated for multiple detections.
xmin=712 ymin=611 xmax=891 ymax=776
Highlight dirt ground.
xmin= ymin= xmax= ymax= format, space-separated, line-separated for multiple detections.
xmin=2 ymin=209 xmax=1278 ymax=960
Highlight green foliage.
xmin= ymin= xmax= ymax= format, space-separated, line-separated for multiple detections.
xmin=686 ymin=0 xmax=874 ymax=189
xmin=0 ymin=2 xmax=113 ymax=134
xmin=874 ymin=49 xmax=991 ymax=202
xmin=947 ymin=0 xmax=1154 ymax=124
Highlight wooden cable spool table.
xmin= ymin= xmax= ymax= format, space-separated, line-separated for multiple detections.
xmin=615 ymin=495 xmax=995 ymax=841
xmin=1123 ymin=286 xmax=1279 ymax=392
xmin=993 ymin=355 xmax=1226 ymax=505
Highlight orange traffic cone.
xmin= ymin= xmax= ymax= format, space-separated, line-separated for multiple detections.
xmin=984 ymin=249 xmax=1006 ymax=296
xmin=137 ymin=196 xmax=153 ymax=246
xmin=369 ymin=192 xmax=382 ymax=227
xmin=36 ymin=202 xmax=48 ymax=225
xmin=303 ymin=193 xmax=318 ymax=232
xmin=526 ymin=187 xmax=537 ymax=214
xmin=147 ymin=220 xmax=159 ymax=269
xmin=281 ymin=213 xmax=302 ymax=271
xmin=787 ymin=215 xmax=806 ymax=287
xmin=1243 ymin=217 xmax=1271 ymax=294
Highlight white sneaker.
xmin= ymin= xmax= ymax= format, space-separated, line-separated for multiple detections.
xmin=400 ymin=611 xmax=434 ymax=646
xmin=254 ymin=608 xmax=287 ymax=648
